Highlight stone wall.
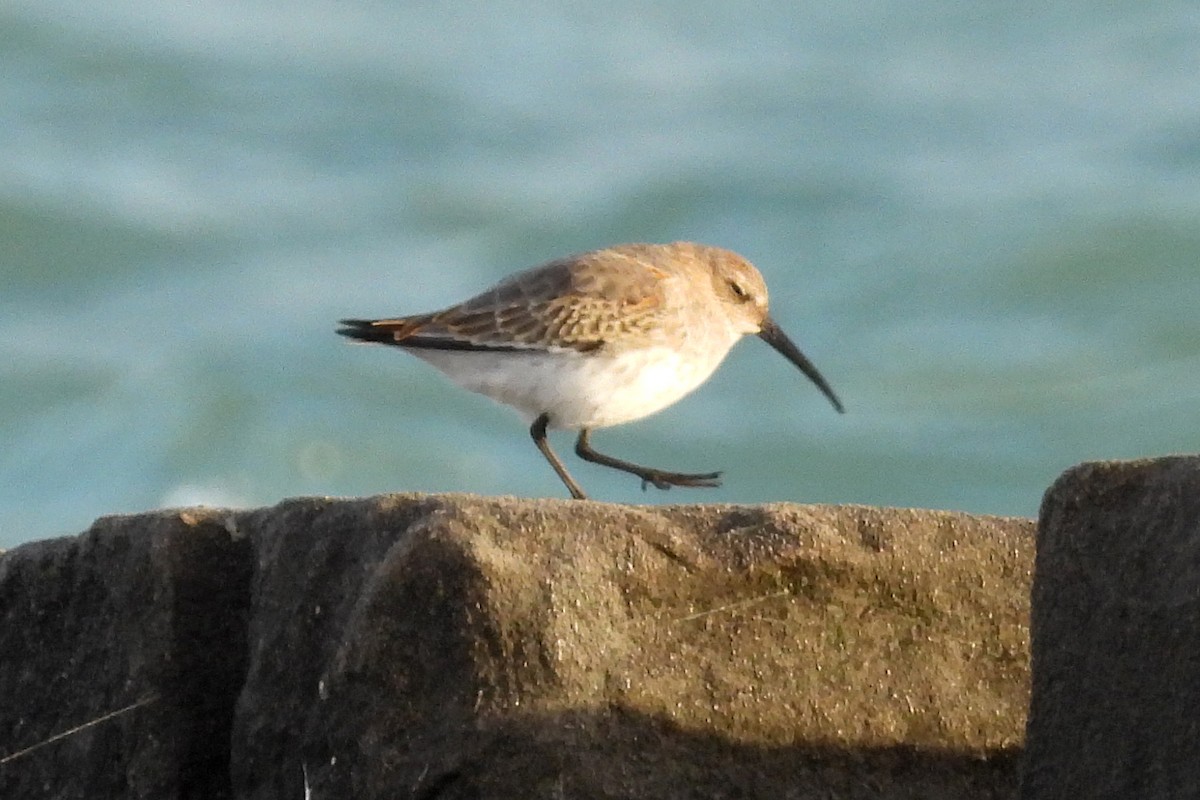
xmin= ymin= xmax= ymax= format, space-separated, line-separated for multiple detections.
xmin=3 ymin=458 xmax=1193 ymax=799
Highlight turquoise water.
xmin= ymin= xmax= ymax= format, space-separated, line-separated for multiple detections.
xmin=3 ymin=2 xmax=1199 ymax=547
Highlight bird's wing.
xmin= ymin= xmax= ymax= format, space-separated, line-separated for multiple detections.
xmin=341 ymin=252 xmax=670 ymax=353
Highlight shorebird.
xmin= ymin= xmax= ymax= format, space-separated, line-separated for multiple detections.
xmin=338 ymin=241 xmax=843 ymax=499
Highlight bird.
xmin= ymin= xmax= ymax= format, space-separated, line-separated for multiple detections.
xmin=337 ymin=241 xmax=843 ymax=500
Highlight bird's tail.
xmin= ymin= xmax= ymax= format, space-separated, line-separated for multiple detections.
xmin=336 ymin=318 xmax=422 ymax=344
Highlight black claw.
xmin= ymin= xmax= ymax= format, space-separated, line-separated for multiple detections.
xmin=635 ymin=470 xmax=722 ymax=492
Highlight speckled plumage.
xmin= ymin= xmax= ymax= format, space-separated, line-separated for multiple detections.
xmin=349 ymin=243 xmax=757 ymax=353
xmin=338 ymin=241 xmax=842 ymax=499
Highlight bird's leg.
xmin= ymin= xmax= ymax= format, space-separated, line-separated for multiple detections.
xmin=530 ymin=413 xmax=588 ymax=500
xmin=574 ymin=429 xmax=722 ymax=492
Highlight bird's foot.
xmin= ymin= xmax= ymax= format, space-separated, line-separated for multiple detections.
xmin=638 ymin=469 xmax=723 ymax=492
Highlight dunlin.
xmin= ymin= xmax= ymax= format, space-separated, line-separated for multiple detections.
xmin=338 ymin=241 xmax=843 ymax=500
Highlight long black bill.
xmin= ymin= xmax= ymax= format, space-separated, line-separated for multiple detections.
xmin=757 ymin=317 xmax=845 ymax=413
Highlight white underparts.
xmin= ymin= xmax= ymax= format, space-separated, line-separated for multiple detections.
xmin=406 ymin=342 xmax=737 ymax=430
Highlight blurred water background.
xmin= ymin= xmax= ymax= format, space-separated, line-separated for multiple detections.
xmin=3 ymin=1 xmax=1199 ymax=547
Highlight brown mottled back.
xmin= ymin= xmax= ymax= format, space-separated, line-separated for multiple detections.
xmin=363 ymin=246 xmax=678 ymax=353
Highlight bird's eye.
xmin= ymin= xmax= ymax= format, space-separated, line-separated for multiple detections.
xmin=728 ymin=280 xmax=749 ymax=300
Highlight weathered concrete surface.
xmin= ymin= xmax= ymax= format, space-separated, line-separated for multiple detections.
xmin=1021 ymin=457 xmax=1200 ymax=800
xmin=1 ymin=496 xmax=1034 ymax=799
xmin=0 ymin=510 xmax=251 ymax=800
xmin=237 ymin=498 xmax=1033 ymax=799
